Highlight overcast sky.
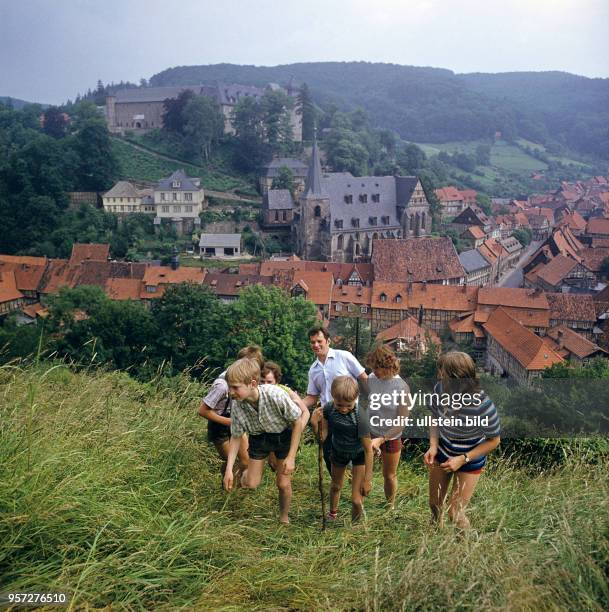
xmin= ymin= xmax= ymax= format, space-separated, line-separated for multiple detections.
xmin=1 ymin=0 xmax=608 ymax=104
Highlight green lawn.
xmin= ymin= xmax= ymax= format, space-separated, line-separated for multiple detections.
xmin=2 ymin=364 xmax=609 ymax=610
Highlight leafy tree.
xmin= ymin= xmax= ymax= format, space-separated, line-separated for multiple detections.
xmin=225 ymin=285 xmax=318 ymax=390
xmin=162 ymin=90 xmax=194 ymax=134
xmin=182 ymin=95 xmax=225 ymax=161
xmin=397 ymin=143 xmax=426 ymax=173
xmin=47 ymin=286 xmax=158 ymax=373
xmin=296 ymin=83 xmax=315 ymax=141
xmin=475 ymin=143 xmax=491 ymax=165
xmin=152 ymin=284 xmax=229 ymax=375
xmin=231 ymin=96 xmax=271 ymax=172
xmin=512 ymin=227 xmax=532 ymax=247
xmin=72 ymin=118 xmax=119 ymax=190
xmin=271 ymin=166 xmax=296 ymax=193
xmin=42 ymin=107 xmax=69 ymax=139
xmin=476 ymin=193 xmax=492 ymax=216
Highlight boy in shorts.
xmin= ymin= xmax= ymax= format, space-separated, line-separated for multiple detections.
xmin=223 ymin=358 xmax=308 ymax=524
xmin=311 ymin=376 xmax=373 ymax=523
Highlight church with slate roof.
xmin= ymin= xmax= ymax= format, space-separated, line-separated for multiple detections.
xmin=292 ymin=139 xmax=431 ymax=262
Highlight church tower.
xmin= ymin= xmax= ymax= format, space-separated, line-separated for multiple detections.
xmin=293 ymin=136 xmax=331 ymax=260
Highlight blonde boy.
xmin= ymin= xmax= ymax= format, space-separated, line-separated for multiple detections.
xmin=223 ymin=358 xmax=308 ymax=524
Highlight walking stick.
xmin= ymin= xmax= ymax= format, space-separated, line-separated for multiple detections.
xmin=316 ymin=404 xmax=327 ymax=531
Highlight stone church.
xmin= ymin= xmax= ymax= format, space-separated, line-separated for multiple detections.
xmin=292 ymin=140 xmax=431 ymax=262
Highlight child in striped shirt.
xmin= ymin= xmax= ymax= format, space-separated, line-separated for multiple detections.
xmin=424 ymin=351 xmax=500 ymax=529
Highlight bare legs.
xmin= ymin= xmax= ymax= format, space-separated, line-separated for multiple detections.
xmin=428 ymin=464 xmax=481 ymax=528
xmin=216 ymin=436 xmax=249 ymax=479
xmin=381 ymin=450 xmax=401 ymax=509
xmin=240 ymin=458 xmax=292 ymax=524
xmin=330 ymin=463 xmax=366 ymax=522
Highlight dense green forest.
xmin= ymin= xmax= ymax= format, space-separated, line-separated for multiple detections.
xmin=148 ymin=62 xmax=609 ymax=161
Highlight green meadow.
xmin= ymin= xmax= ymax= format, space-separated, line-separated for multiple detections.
xmin=1 ymin=364 xmax=608 ymax=610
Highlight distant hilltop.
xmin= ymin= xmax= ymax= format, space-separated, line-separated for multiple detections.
xmin=148 ymin=62 xmax=609 ymax=161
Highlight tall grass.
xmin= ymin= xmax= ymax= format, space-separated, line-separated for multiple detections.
xmin=1 ymin=364 xmax=608 ymax=610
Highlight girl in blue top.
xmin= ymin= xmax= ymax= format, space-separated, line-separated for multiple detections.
xmin=424 ymin=351 xmax=500 ymax=529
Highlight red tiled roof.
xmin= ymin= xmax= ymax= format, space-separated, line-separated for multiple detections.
xmin=580 ymin=247 xmax=609 ymax=273
xmin=0 ymin=270 xmax=24 ymax=304
xmin=372 ymin=237 xmax=464 ymax=283
xmin=202 ymin=273 xmax=272 ymax=298
xmin=586 ymin=218 xmax=609 ymax=236
xmin=332 ymin=284 xmax=372 ymax=305
xmin=483 ymin=307 xmax=563 ymax=371
xmin=478 ymin=287 xmax=549 ymax=309
xmin=291 ymin=271 xmax=334 ymax=306
xmin=142 ymin=266 xmax=206 ymax=298
xmin=546 ymin=293 xmax=597 ymax=323
xmin=376 ymin=315 xmax=440 ymax=344
xmin=0 ymin=259 xmax=47 ymax=292
xmin=534 ymin=255 xmax=579 ymax=287
xmin=68 ymin=243 xmax=110 ymax=266
xmin=462 ymin=226 xmax=485 ymax=240
xmin=435 ymin=186 xmax=463 ymax=202
xmin=20 ymin=302 xmax=46 ymax=319
xmin=547 ymin=325 xmax=605 ymax=359
xmin=105 ymin=278 xmax=142 ymax=301
xmin=38 ymin=259 xmax=80 ymax=294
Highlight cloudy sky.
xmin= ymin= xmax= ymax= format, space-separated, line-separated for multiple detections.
xmin=1 ymin=0 xmax=608 ymax=104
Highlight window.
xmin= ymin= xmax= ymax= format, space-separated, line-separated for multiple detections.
xmin=146 ymin=285 xmax=156 ymax=293
xmin=351 ymin=218 xmax=360 ymax=228
xmin=337 ymin=235 xmax=344 ymax=250
xmin=275 ymin=211 xmax=279 ymax=221
xmin=185 ymin=192 xmax=193 ymax=202
xmin=344 ymin=195 xmax=353 ymax=204
xmin=161 ymin=205 xmax=169 ymax=213
xmin=347 ymin=304 xmax=354 ymax=312
xmin=314 ymin=205 xmax=321 ymax=217
xmin=410 ymin=215 xmax=415 ymax=230
xmin=382 ymin=216 xmax=390 ymax=225
xmin=119 ymin=205 xmax=124 ymax=212
xmin=282 ymin=211 xmax=287 ymax=221
xmin=172 ymin=193 xmax=178 ymax=201
xmin=395 ymin=294 xmax=402 ymax=303
xmin=161 ymin=193 xmax=166 ymax=202
xmin=369 ymin=216 xmax=377 ymax=226
xmin=360 ymin=306 xmax=368 ymax=314
xmin=372 ymin=194 xmax=380 ymax=203
xmin=335 ymin=219 xmax=343 ymax=229
xmin=380 ymin=293 xmax=387 ymax=302
xmin=359 ymin=194 xmax=368 ymax=203
xmin=173 ymin=205 xmax=181 ymax=212
xmin=185 ymin=205 xmax=193 ymax=213
xmin=335 ymin=303 xmax=342 ymax=311
xmin=172 ymin=180 xmax=181 ymax=188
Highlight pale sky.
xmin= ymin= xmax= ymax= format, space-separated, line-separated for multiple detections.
xmin=1 ymin=0 xmax=608 ymax=104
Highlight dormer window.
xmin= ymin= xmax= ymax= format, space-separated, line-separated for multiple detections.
xmin=380 ymin=293 xmax=387 ymax=302
xmin=395 ymin=294 xmax=402 ymax=303
xmin=172 ymin=181 xmax=181 ymax=188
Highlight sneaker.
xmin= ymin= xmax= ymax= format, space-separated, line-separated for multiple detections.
xmin=326 ymin=510 xmax=338 ymax=521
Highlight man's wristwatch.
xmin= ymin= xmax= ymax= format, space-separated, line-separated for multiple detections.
xmin=462 ymin=453 xmax=471 ymax=464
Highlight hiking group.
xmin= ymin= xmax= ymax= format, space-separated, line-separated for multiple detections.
xmin=198 ymin=325 xmax=501 ymax=528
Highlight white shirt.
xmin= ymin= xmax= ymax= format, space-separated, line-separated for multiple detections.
xmin=306 ymin=348 xmax=365 ymax=405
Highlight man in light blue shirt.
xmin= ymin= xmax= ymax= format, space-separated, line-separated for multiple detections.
xmin=304 ymin=325 xmax=367 ymax=473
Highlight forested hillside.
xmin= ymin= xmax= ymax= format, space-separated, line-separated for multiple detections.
xmin=149 ymin=62 xmax=609 ymax=160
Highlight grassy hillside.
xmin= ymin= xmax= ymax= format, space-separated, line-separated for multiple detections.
xmin=111 ymin=137 xmax=257 ymax=195
xmin=2 ymin=363 xmax=608 ymax=609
